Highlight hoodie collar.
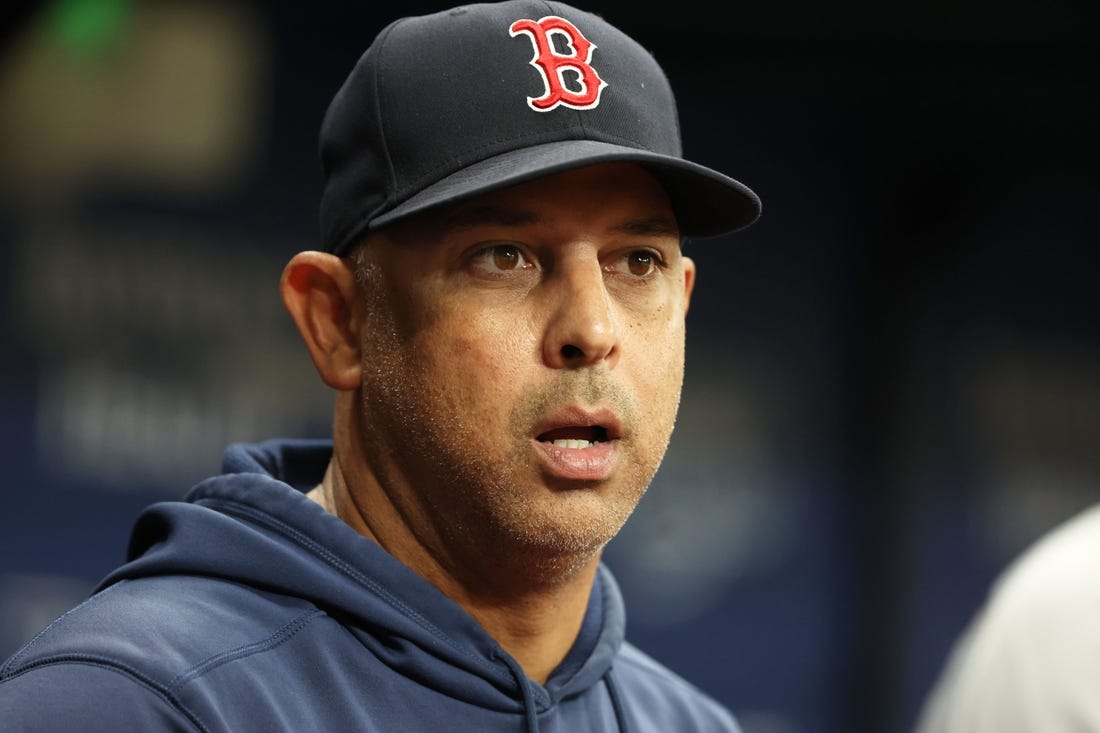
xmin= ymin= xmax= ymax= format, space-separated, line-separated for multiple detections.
xmin=103 ymin=438 xmax=627 ymax=716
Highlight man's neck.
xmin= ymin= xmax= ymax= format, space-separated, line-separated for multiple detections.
xmin=307 ymin=456 xmax=599 ymax=685
xmin=436 ymin=560 xmax=598 ymax=684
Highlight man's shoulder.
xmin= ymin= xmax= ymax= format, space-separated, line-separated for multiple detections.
xmin=914 ymin=504 xmax=1100 ymax=733
xmin=2 ymin=574 xmax=324 ymax=687
xmin=614 ymin=642 xmax=740 ymax=732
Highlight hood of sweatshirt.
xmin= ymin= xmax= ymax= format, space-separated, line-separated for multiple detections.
xmin=96 ymin=438 xmax=629 ymax=731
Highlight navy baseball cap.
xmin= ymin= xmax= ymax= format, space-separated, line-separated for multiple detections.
xmin=319 ymin=0 xmax=761 ymax=255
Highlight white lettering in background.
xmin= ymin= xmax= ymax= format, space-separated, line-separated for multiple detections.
xmin=14 ymin=224 xmax=332 ymax=493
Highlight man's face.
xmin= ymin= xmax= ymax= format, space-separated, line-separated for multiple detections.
xmin=352 ymin=162 xmax=695 ymax=580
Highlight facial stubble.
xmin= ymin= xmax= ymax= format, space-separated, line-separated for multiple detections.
xmin=354 ymin=251 xmax=682 ymax=584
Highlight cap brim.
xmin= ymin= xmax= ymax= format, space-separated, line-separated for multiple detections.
xmin=370 ymin=139 xmax=761 ymax=239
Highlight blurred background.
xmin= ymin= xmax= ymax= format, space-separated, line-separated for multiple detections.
xmin=0 ymin=1 xmax=1096 ymax=731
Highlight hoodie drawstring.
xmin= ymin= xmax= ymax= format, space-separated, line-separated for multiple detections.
xmin=498 ymin=653 xmax=632 ymax=733
xmin=605 ymin=669 xmax=631 ymax=733
xmin=501 ymin=653 xmax=540 ymax=733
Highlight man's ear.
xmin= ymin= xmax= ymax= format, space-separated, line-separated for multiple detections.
xmin=681 ymin=255 xmax=696 ymax=315
xmin=280 ymin=251 xmax=361 ymax=391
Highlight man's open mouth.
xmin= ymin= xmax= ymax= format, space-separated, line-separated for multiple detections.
xmin=536 ymin=425 xmax=610 ymax=449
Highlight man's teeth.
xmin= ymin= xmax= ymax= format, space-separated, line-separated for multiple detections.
xmin=551 ymin=438 xmax=596 ymax=449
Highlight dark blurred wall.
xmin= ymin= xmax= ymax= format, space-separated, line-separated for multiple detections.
xmin=1 ymin=2 xmax=1097 ymax=733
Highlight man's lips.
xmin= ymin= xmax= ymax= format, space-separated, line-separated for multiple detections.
xmin=533 ymin=406 xmax=622 ymax=482
xmin=533 ymin=406 xmax=623 ymax=445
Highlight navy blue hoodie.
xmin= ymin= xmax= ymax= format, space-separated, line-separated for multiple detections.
xmin=0 ymin=439 xmax=740 ymax=732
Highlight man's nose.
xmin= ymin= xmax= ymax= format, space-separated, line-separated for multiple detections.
xmin=541 ymin=259 xmax=621 ymax=369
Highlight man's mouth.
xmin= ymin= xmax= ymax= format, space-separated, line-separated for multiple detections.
xmin=537 ymin=425 xmax=610 ymax=449
xmin=532 ymin=408 xmax=621 ymax=481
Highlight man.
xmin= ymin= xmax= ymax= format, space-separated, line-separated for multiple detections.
xmin=0 ymin=1 xmax=760 ymax=730
xmin=914 ymin=502 xmax=1100 ymax=733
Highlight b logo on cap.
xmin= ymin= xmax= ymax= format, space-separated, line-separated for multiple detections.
xmin=509 ymin=16 xmax=607 ymax=112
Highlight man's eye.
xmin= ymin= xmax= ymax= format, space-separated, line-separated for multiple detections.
xmin=471 ymin=245 xmax=534 ymax=274
xmin=618 ymin=250 xmax=661 ymax=278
